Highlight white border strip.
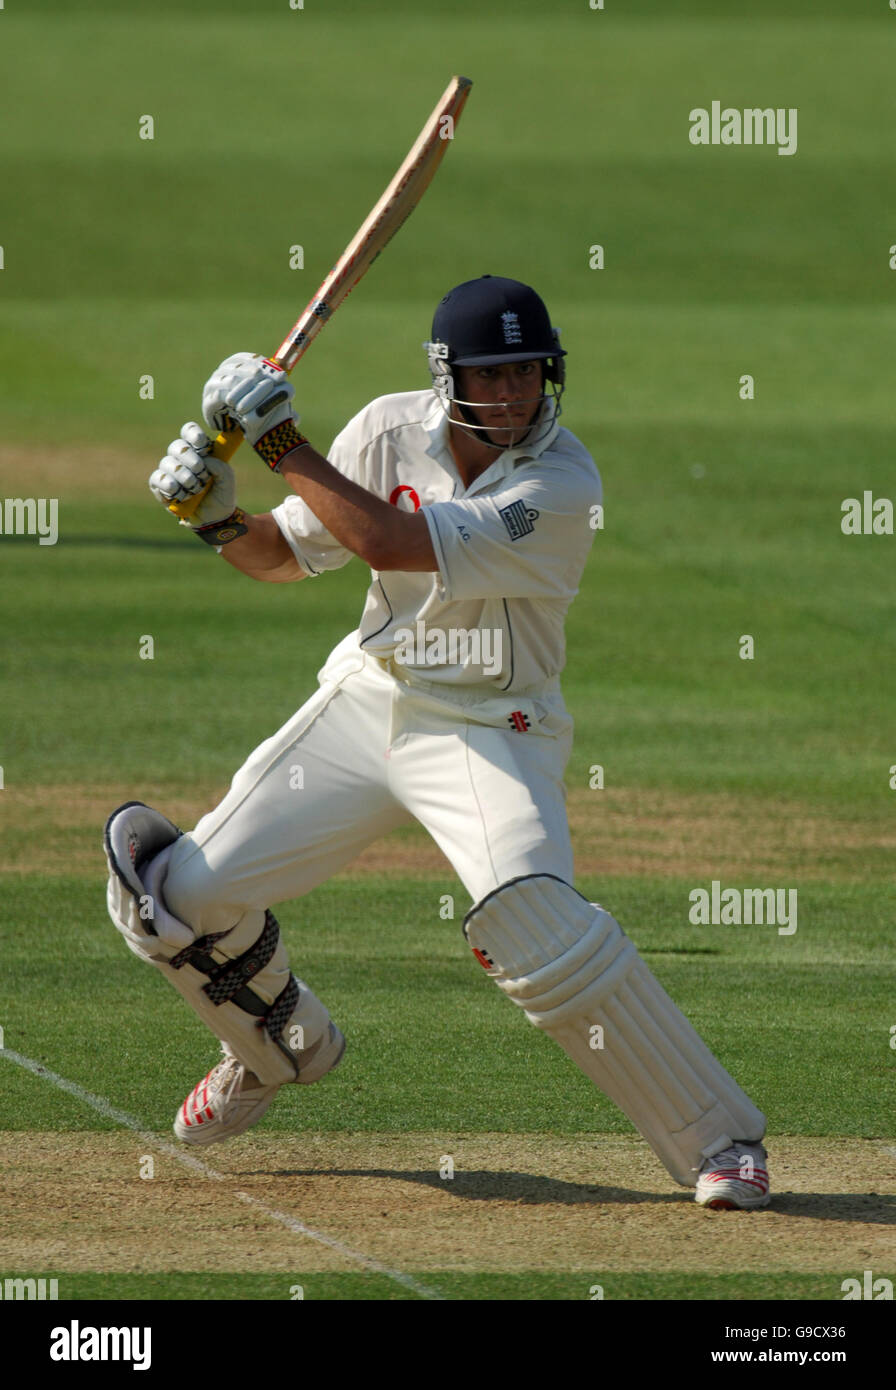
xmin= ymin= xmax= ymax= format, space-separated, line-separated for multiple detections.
xmin=2 ymin=1047 xmax=443 ymax=1301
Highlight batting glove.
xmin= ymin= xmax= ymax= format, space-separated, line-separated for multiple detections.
xmin=149 ymin=422 xmax=237 ymax=527
xmin=202 ymin=352 xmax=307 ymax=472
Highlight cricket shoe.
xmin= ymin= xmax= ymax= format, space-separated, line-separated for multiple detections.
xmin=695 ymin=1141 xmax=770 ymax=1210
xmin=174 ymin=1028 xmax=345 ymax=1146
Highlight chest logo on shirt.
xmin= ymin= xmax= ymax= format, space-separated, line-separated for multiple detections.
xmin=498 ymin=498 xmax=539 ymax=541
xmin=389 ymin=484 xmax=421 ymax=512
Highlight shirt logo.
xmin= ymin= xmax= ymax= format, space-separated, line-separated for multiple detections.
xmin=501 ymin=311 xmax=522 ymax=345
xmin=389 ymin=484 xmax=421 ymax=512
xmin=498 ymin=498 xmax=539 ymax=541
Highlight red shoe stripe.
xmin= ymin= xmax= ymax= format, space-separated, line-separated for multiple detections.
xmin=705 ymin=1173 xmax=768 ymax=1191
xmin=705 ymin=1172 xmax=768 ymax=1183
xmin=705 ymin=1167 xmax=768 ymax=1178
xmin=706 ymin=1169 xmax=768 ymax=1178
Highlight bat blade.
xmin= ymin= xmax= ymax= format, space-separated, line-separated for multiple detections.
xmin=170 ymin=76 xmax=472 ymax=520
xmin=274 ymin=75 xmax=472 ymax=373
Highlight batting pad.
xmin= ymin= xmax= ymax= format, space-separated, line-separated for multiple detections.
xmin=463 ymin=874 xmax=766 ymax=1187
xmin=104 ymin=802 xmax=342 ymax=1087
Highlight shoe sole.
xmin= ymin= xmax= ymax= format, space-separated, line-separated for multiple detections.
xmin=695 ymin=1186 xmax=771 ymax=1211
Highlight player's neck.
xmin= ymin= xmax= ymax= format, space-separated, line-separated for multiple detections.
xmin=447 ymin=422 xmax=505 ymax=490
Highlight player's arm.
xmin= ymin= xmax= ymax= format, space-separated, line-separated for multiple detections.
xmin=215 ymin=512 xmax=305 ymax=582
xmin=277 ymin=443 xmax=436 ymax=572
xmin=202 ymin=354 xmax=438 ymax=573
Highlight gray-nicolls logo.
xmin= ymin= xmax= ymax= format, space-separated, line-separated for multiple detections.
xmin=501 ymin=311 xmax=522 ymax=345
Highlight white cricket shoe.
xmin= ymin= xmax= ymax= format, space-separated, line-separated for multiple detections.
xmin=173 ymin=1026 xmax=345 ymax=1146
xmin=174 ymin=1049 xmax=280 ymax=1146
xmin=695 ymin=1141 xmax=771 ymax=1210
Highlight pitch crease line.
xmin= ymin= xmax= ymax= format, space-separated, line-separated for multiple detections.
xmin=1 ymin=1046 xmax=444 ymax=1301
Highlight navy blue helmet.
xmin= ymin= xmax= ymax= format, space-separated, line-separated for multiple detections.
xmin=424 ymin=276 xmax=566 ymax=445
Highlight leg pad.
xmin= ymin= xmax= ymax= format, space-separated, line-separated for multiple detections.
xmin=104 ymin=802 xmax=343 ymax=1087
xmin=464 ymin=874 xmax=765 ymax=1187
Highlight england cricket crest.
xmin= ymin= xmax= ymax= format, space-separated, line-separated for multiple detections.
xmin=501 ymin=310 xmax=522 ymax=345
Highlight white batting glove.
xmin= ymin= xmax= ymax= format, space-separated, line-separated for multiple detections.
xmin=202 ymin=352 xmax=298 ymax=448
xmin=149 ymin=422 xmax=237 ymax=527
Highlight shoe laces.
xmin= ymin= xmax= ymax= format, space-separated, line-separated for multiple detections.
xmin=206 ymin=1051 xmax=245 ymax=1103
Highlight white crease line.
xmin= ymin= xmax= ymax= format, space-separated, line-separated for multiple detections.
xmin=2 ymin=1047 xmax=443 ymax=1301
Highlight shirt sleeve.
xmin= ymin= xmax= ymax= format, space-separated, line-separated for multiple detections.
xmin=270 ymin=410 xmax=370 ymax=576
xmin=422 ymin=460 xmax=602 ymax=601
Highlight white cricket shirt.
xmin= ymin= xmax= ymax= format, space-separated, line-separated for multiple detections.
xmin=271 ymin=389 xmax=601 ymax=695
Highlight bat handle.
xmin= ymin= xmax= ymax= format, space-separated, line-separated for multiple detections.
xmin=167 ymin=428 xmax=243 ymax=520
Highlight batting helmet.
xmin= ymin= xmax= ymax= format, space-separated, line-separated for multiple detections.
xmin=424 ymin=276 xmax=566 ymax=445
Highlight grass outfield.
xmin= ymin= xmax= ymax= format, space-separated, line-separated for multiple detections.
xmin=1 ymin=1 xmax=894 ymax=1306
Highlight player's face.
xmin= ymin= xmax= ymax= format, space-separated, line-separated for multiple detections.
xmin=453 ymin=361 xmax=544 ymax=446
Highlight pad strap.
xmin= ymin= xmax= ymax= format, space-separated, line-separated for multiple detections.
xmin=169 ymin=910 xmax=299 ymax=1042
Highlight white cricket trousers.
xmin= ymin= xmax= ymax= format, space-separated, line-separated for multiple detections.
xmin=163 ymin=637 xmax=576 ymax=934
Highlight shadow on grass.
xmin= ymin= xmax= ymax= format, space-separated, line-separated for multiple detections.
xmin=236 ymin=1167 xmax=687 ymax=1205
xmin=234 ymin=1170 xmax=896 ymax=1220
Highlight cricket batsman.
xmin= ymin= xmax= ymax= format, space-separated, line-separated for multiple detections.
xmin=104 ymin=276 xmax=771 ymax=1209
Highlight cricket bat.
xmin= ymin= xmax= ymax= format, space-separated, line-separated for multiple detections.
xmin=170 ymin=75 xmax=473 ymax=519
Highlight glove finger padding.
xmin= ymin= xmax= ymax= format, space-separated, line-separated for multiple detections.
xmin=181 ymin=420 xmax=214 ymax=454
xmin=203 ymin=352 xmax=298 ymax=446
xmin=225 ymin=364 xmax=293 ymax=420
xmin=150 ymin=436 xmax=210 ymax=504
xmin=149 ymin=423 xmax=237 ymax=525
